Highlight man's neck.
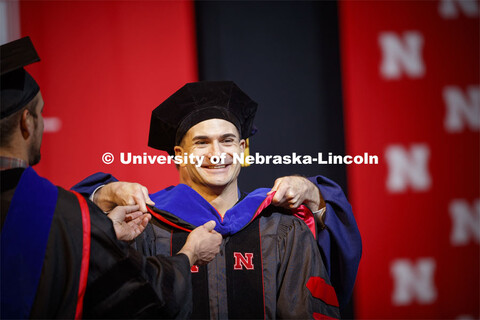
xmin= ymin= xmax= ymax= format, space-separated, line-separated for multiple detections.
xmin=0 ymin=149 xmax=28 ymax=170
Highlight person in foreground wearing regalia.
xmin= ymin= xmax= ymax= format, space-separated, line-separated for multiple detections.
xmin=73 ymin=81 xmax=362 ymax=319
xmin=0 ymin=37 xmax=223 ymax=319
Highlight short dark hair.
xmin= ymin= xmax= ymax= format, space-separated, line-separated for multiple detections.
xmin=0 ymin=96 xmax=38 ymax=148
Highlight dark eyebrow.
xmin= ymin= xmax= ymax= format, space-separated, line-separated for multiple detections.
xmin=192 ymin=135 xmax=209 ymax=141
xmin=221 ymin=133 xmax=237 ymax=139
xmin=192 ymin=133 xmax=238 ymax=141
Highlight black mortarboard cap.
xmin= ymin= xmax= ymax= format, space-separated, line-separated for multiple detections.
xmin=1 ymin=37 xmax=40 ymax=119
xmin=148 ymin=81 xmax=258 ymax=155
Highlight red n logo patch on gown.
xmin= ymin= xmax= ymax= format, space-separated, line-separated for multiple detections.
xmin=233 ymin=252 xmax=254 ymax=270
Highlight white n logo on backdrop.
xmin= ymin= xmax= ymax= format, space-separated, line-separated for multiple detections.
xmin=391 ymin=258 xmax=437 ymax=305
xmin=439 ymin=0 xmax=479 ymax=19
xmin=450 ymin=199 xmax=480 ymax=246
xmin=379 ymin=32 xmax=425 ymax=80
xmin=444 ymin=86 xmax=480 ymax=132
xmin=385 ymin=144 xmax=431 ymax=193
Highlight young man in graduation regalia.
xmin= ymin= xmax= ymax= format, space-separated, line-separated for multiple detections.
xmin=73 ymin=81 xmax=362 ymax=319
xmin=0 ymin=37 xmax=223 ymax=319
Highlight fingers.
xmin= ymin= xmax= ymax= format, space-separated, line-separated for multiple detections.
xmin=195 ymin=230 xmax=222 ymax=265
xmin=132 ymin=194 xmax=147 ymax=213
xmin=203 ymin=220 xmax=216 ymax=232
xmin=126 ymin=210 xmax=143 ymax=219
xmin=267 ymin=178 xmax=282 ymax=195
xmin=269 ymin=176 xmax=310 ymax=209
xmin=132 ymin=185 xmax=154 ymax=213
xmin=108 ymin=182 xmax=153 ymax=213
xmin=183 ymin=221 xmax=222 ymax=266
xmin=142 ymin=186 xmax=155 ymax=206
xmin=116 ymin=213 xmax=151 ymax=241
xmin=122 ymin=205 xmax=141 ymax=213
xmin=126 ymin=212 xmax=151 ymax=225
xmin=288 ymin=196 xmax=302 ymax=209
xmin=272 ymin=184 xmax=287 ymax=206
xmin=130 ymin=213 xmax=151 ymax=234
xmin=131 ymin=186 xmax=148 ymax=212
xmin=108 ymin=205 xmax=140 ymax=221
xmin=142 ymin=214 xmax=151 ymax=228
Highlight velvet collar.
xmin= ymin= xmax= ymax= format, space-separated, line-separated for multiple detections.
xmin=150 ymin=184 xmax=270 ymax=236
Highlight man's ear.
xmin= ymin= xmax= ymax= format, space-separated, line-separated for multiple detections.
xmin=20 ymin=109 xmax=34 ymax=140
xmin=239 ymin=139 xmax=246 ymax=152
xmin=174 ymin=146 xmax=187 ymax=167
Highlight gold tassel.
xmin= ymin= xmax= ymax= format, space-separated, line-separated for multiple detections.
xmin=241 ymin=138 xmax=251 ymax=167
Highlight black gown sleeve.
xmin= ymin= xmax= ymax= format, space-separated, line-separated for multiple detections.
xmin=83 ymin=192 xmax=193 ymax=319
xmin=308 ymin=175 xmax=362 ymax=308
xmin=31 ymin=188 xmax=192 ymax=319
xmin=275 ymin=215 xmax=340 ymax=319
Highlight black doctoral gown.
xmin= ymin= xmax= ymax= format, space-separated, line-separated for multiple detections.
xmin=1 ymin=167 xmax=193 ymax=319
xmin=138 ymin=184 xmax=341 ymax=319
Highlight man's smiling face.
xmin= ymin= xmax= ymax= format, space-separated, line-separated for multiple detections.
xmin=175 ymin=118 xmax=245 ymax=193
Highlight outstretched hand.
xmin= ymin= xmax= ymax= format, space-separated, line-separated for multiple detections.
xmin=267 ymin=175 xmax=323 ymax=212
xmin=107 ymin=205 xmax=152 ymax=241
xmin=94 ymin=182 xmax=155 ymax=213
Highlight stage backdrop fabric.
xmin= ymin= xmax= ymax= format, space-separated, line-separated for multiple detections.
xmin=339 ymin=1 xmax=479 ymax=318
xmin=20 ymin=1 xmax=198 ymax=191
